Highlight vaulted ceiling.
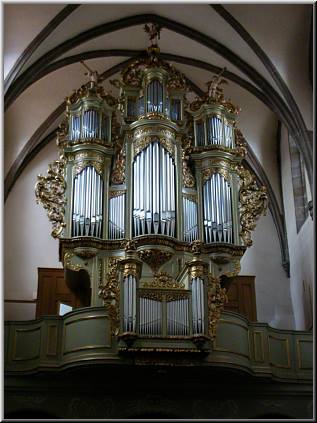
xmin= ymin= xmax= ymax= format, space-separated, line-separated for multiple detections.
xmin=3 ymin=4 xmax=313 ymax=270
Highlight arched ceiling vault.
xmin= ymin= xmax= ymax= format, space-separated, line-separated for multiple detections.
xmin=4 ymin=3 xmax=313 ymax=275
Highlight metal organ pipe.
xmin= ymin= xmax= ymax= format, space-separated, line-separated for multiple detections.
xmin=191 ymin=277 xmax=204 ymax=335
xmin=183 ymin=197 xmax=198 ymax=242
xmin=133 ymin=141 xmax=176 ymax=237
xmin=203 ymin=173 xmax=233 ymax=243
xmin=108 ymin=192 xmax=126 ymax=239
xmin=123 ymin=275 xmax=137 ymax=333
xmin=72 ymin=166 xmax=103 ymax=237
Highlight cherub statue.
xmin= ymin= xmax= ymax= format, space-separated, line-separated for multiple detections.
xmin=144 ymin=23 xmax=161 ymax=46
xmin=207 ymin=68 xmax=227 ymax=99
xmin=80 ymin=60 xmax=100 ymax=84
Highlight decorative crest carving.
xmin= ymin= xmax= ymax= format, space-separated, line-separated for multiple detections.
xmin=122 ymin=239 xmax=137 ymax=252
xmin=74 ymin=151 xmax=105 ymax=175
xmin=237 ymin=165 xmax=268 ymax=246
xmin=202 ymin=166 xmax=230 ymax=184
xmin=142 ymin=272 xmax=185 ymax=290
xmin=138 ymin=249 xmax=173 ymax=273
xmin=35 ymin=156 xmax=67 ymax=238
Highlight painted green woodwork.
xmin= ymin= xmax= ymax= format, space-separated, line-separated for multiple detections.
xmin=4 ymin=308 xmax=312 ymax=381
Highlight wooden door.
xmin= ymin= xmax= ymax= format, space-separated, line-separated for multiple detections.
xmin=224 ymin=276 xmax=257 ymax=321
xmin=36 ymin=268 xmax=81 ymax=318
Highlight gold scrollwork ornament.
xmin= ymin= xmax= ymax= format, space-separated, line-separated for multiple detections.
xmin=142 ymin=272 xmax=185 ymax=289
xmin=237 ymin=165 xmax=268 ymax=246
xmin=98 ymin=258 xmax=120 ymax=335
xmin=35 ymin=156 xmax=67 ymax=238
xmin=111 ymin=147 xmax=126 ymax=184
xmin=63 ymin=251 xmax=84 ymax=272
xmin=207 ymin=275 xmax=228 ymax=340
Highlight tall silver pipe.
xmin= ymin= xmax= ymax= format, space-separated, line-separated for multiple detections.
xmin=228 ymin=182 xmax=232 ymax=243
xmin=171 ymin=159 xmax=175 ymax=236
xmin=91 ymin=168 xmax=96 ymax=236
xmin=160 ymin=145 xmax=166 ymax=234
xmin=84 ymin=167 xmax=90 ymax=235
xmin=221 ymin=176 xmax=227 ymax=242
xmin=145 ymin=146 xmax=150 ymax=233
xmin=152 ymin=144 xmax=157 ymax=233
xmin=140 ymin=151 xmax=145 ymax=234
xmin=203 ymin=185 xmax=208 ymax=242
xmin=96 ymin=174 xmax=101 ymax=237
xmin=217 ymin=174 xmax=223 ymax=242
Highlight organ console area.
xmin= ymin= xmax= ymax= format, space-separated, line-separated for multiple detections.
xmin=36 ymin=27 xmax=267 ymax=352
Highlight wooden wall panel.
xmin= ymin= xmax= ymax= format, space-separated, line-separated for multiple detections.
xmin=36 ymin=268 xmax=80 ymax=318
xmin=224 ymin=276 xmax=257 ymax=321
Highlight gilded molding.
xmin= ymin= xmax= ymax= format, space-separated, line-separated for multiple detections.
xmin=63 ymin=251 xmax=84 ymax=272
xmin=98 ymin=257 xmax=120 ymax=335
xmin=207 ymin=275 xmax=228 ymax=339
xmin=142 ymin=272 xmax=185 ymax=290
xmin=237 ymin=165 xmax=268 ymax=246
xmin=35 ymin=156 xmax=67 ymax=238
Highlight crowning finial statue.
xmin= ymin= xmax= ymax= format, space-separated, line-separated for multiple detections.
xmin=206 ymin=68 xmax=227 ymax=99
xmin=80 ymin=60 xmax=100 ymax=85
xmin=144 ymin=23 xmax=161 ymax=47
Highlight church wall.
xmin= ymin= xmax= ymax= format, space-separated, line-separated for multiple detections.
xmin=4 ymin=141 xmax=62 ymax=320
xmin=280 ymin=124 xmax=313 ymax=330
xmin=240 ymin=211 xmax=294 ymax=329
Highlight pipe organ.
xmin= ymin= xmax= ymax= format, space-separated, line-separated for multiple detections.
xmin=36 ymin=25 xmax=267 ymax=353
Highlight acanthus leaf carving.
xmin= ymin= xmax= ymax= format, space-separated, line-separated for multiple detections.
xmin=207 ymin=275 xmax=228 ymax=340
xmin=237 ymin=165 xmax=268 ymax=247
xmin=35 ymin=156 xmax=67 ymax=238
xmin=98 ymin=257 xmax=120 ymax=335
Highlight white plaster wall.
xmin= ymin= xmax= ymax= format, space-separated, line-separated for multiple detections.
xmin=240 ymin=211 xmax=294 ymax=330
xmin=280 ymin=124 xmax=314 ymax=330
xmin=4 ymin=140 xmax=62 ymax=320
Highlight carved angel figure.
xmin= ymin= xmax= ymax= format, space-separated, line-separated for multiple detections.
xmin=144 ymin=23 xmax=161 ymax=46
xmin=207 ymin=69 xmax=227 ymax=99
